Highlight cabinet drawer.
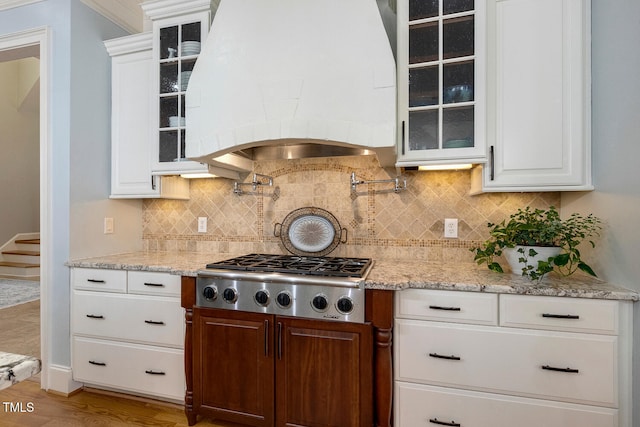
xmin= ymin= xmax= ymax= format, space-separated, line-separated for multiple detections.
xmin=500 ymin=295 xmax=619 ymax=335
xmin=128 ymin=271 xmax=181 ymax=297
xmin=72 ymin=268 xmax=127 ymax=292
xmin=72 ymin=291 xmax=184 ymax=347
xmin=395 ymin=319 xmax=618 ymax=406
xmin=395 ymin=382 xmax=617 ymax=427
xmin=72 ymin=337 xmax=184 ymax=401
xmin=396 ymin=289 xmax=498 ymax=325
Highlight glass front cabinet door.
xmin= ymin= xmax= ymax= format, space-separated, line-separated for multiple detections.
xmin=396 ymin=0 xmax=486 ymax=167
xmin=146 ymin=2 xmax=212 ymax=174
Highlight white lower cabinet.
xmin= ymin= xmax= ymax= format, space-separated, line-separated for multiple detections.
xmin=394 ymin=290 xmax=633 ymax=427
xmin=71 ymin=268 xmax=185 ymax=402
xmin=396 ymin=382 xmax=617 ymax=427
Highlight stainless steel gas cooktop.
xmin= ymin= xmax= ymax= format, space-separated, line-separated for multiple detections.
xmin=196 ymin=253 xmax=373 ymax=323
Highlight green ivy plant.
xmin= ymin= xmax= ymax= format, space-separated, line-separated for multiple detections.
xmin=470 ymin=206 xmax=602 ymax=281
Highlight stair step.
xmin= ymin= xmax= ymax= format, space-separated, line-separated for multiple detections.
xmin=15 ymin=239 xmax=40 ymax=245
xmin=2 ymin=250 xmax=40 ymax=256
xmin=0 ymin=261 xmax=40 ymax=268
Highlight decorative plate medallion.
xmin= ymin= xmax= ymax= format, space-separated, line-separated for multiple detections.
xmin=276 ymin=207 xmax=346 ymax=256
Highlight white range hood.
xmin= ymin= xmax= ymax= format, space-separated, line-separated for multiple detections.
xmin=185 ymin=0 xmax=397 ymax=170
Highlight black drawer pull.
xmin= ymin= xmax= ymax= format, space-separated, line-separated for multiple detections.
xmin=145 ymin=370 xmax=166 ymax=375
xmin=86 ymin=314 xmax=104 ymax=319
xmin=144 ymin=320 xmax=165 ymax=325
xmin=429 ymin=353 xmax=461 ymax=361
xmin=144 ymin=282 xmax=165 ymax=287
xmin=89 ymin=360 xmax=106 ymax=366
xmin=429 ymin=418 xmax=461 ymax=427
xmin=429 ymin=305 xmax=461 ymax=311
xmin=87 ymin=279 xmax=105 ymax=283
xmin=542 ymin=365 xmax=579 ymax=374
xmin=542 ymin=313 xmax=580 ymax=319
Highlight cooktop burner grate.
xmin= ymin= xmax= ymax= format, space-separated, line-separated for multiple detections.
xmin=205 ymin=253 xmax=372 ymax=278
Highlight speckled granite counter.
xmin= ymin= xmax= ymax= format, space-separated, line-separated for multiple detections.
xmin=0 ymin=352 xmax=41 ymax=390
xmin=66 ymin=251 xmax=639 ymax=302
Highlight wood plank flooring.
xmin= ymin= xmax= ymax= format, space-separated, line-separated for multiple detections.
xmin=0 ymin=380 xmax=243 ymax=426
xmin=0 ymin=299 xmax=40 ymax=358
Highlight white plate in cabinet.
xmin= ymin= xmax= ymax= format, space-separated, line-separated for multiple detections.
xmin=396 ymin=289 xmax=498 ymax=326
xmin=72 ymin=291 xmax=183 ymax=347
xmin=128 ymin=271 xmax=181 ymax=297
xmin=394 ymin=319 xmax=618 ymax=407
xmin=72 ymin=268 xmax=127 ymax=293
xmin=500 ymin=294 xmax=619 ymax=335
xmin=395 ymin=382 xmax=617 ymax=427
xmin=72 ymin=336 xmax=184 ymax=402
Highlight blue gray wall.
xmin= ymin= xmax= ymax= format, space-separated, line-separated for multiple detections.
xmin=561 ymin=0 xmax=640 ymax=421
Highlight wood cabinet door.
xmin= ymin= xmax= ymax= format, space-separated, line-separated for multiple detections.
xmin=275 ymin=317 xmax=373 ymax=427
xmin=194 ymin=309 xmax=274 ymax=427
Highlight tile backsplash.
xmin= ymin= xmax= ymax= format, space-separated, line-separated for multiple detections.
xmin=143 ymin=155 xmax=559 ymax=261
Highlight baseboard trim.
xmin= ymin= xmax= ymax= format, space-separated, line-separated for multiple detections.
xmin=46 ymin=364 xmax=83 ymax=395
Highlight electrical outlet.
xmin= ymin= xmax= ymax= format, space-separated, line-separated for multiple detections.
xmin=444 ymin=218 xmax=458 ymax=238
xmin=198 ymin=217 xmax=207 ymax=233
xmin=104 ymin=217 xmax=114 ymax=234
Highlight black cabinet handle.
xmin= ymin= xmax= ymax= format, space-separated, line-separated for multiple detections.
xmin=264 ymin=320 xmax=269 ymax=357
xmin=429 ymin=305 xmax=461 ymax=311
xmin=89 ymin=360 xmax=106 ymax=366
xmin=143 ymin=282 xmax=165 ymax=287
xmin=429 ymin=418 xmax=461 ymax=427
xmin=489 ymin=145 xmax=495 ymax=181
xmin=87 ymin=279 xmax=105 ymax=284
xmin=86 ymin=314 xmax=104 ymax=319
xmin=144 ymin=320 xmax=165 ymax=325
xmin=401 ymin=120 xmax=406 ymax=155
xmin=542 ymin=365 xmax=579 ymax=374
xmin=429 ymin=353 xmax=461 ymax=361
xmin=145 ymin=370 xmax=166 ymax=375
xmin=542 ymin=313 xmax=580 ymax=319
xmin=277 ymin=322 xmax=283 ymax=360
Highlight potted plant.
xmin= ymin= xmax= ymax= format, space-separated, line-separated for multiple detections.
xmin=471 ymin=206 xmax=602 ymax=281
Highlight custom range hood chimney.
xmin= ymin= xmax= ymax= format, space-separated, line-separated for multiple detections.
xmin=185 ymin=0 xmax=397 ymax=171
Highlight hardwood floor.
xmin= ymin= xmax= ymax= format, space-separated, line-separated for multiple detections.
xmin=0 ymin=380 xmax=244 ymax=426
xmin=0 ymin=299 xmax=40 ymax=358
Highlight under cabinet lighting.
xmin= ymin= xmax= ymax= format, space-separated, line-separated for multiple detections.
xmin=180 ymin=173 xmax=218 ymax=179
xmin=418 ymin=164 xmax=473 ymax=171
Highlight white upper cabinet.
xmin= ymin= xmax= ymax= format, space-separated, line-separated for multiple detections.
xmin=106 ymin=33 xmax=190 ymax=199
xmin=396 ymin=0 xmax=486 ymax=167
xmin=471 ymin=0 xmax=592 ymax=193
xmin=143 ymin=0 xmax=212 ymax=175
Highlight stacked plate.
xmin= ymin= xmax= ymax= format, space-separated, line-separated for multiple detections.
xmin=168 ymin=116 xmax=186 ymax=127
xmin=181 ymin=41 xmax=201 ymax=56
xmin=181 ymin=71 xmax=192 ymax=91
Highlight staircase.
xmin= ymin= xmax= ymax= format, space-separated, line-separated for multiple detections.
xmin=0 ymin=233 xmax=40 ymax=280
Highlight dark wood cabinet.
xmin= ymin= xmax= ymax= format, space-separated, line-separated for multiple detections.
xmin=191 ymin=308 xmax=371 ymax=427
xmin=182 ymin=277 xmax=394 ymax=427
xmin=194 ymin=309 xmax=274 ymax=426
xmin=275 ymin=317 xmax=373 ymax=427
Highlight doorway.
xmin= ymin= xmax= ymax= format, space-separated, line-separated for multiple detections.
xmin=0 ymin=27 xmax=50 ymax=389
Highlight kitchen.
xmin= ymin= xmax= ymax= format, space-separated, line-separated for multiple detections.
xmin=0 ymin=0 xmax=639 ymax=426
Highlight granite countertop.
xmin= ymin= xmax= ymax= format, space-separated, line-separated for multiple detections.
xmin=66 ymin=251 xmax=639 ymax=302
xmin=0 ymin=352 xmax=41 ymax=391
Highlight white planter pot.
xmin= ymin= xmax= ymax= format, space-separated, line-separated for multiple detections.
xmin=503 ymin=246 xmax=562 ymax=275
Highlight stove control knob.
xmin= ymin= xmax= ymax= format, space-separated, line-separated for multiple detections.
xmin=222 ymin=288 xmax=238 ymax=304
xmin=276 ymin=291 xmax=292 ymax=308
xmin=312 ymin=294 xmax=329 ymax=311
xmin=203 ymin=286 xmax=218 ymax=301
xmin=336 ymin=296 xmax=354 ymax=314
xmin=254 ymin=290 xmax=269 ymax=306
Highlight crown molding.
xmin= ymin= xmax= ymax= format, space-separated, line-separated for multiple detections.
xmin=0 ymin=0 xmax=45 ymax=12
xmin=80 ymin=0 xmax=144 ymax=33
